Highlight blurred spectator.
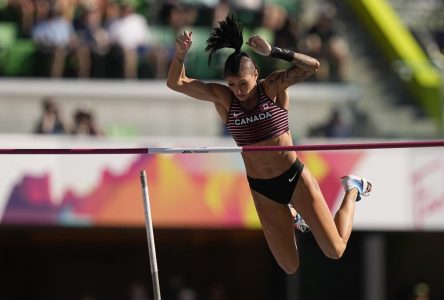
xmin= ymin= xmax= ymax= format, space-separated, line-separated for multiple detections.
xmin=309 ymin=107 xmax=352 ymax=138
xmin=3 ymin=0 xmax=35 ymax=37
xmin=71 ymin=105 xmax=103 ymax=136
xmin=227 ymin=0 xmax=262 ymax=27
xmin=31 ymin=1 xmax=88 ymax=77
xmin=107 ymin=3 xmax=168 ymax=78
xmin=263 ymin=4 xmax=298 ymax=50
xmin=260 ymin=3 xmax=300 ymax=75
xmin=34 ymin=97 xmax=68 ymax=134
xmin=19 ymin=0 xmax=34 ymax=36
xmin=102 ymin=0 xmax=123 ymax=77
xmin=299 ymin=2 xmax=350 ymax=82
xmin=212 ymin=1 xmax=230 ymax=27
xmin=2 ymin=0 xmax=353 ymax=80
xmin=163 ymin=3 xmax=199 ymax=66
xmin=74 ymin=5 xmax=111 ymax=77
xmin=167 ymin=4 xmax=198 ymax=32
xmin=228 ymin=0 xmax=261 ymax=12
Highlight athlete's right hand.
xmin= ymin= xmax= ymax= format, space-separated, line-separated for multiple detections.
xmin=176 ymin=31 xmax=192 ymax=58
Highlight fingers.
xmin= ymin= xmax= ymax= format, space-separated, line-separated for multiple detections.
xmin=246 ymin=35 xmax=272 ymax=56
xmin=177 ymin=31 xmax=193 ymax=49
xmin=246 ymin=35 xmax=261 ymax=48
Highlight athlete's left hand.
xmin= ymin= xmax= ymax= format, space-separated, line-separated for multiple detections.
xmin=246 ymin=35 xmax=272 ymax=56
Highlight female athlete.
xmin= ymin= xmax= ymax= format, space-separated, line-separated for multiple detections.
xmin=166 ymin=15 xmax=372 ymax=274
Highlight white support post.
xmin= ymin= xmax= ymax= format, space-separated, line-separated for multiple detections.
xmin=140 ymin=170 xmax=161 ymax=300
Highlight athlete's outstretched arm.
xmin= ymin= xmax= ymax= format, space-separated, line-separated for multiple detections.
xmin=167 ymin=31 xmax=228 ymax=103
xmin=246 ymin=35 xmax=320 ymax=88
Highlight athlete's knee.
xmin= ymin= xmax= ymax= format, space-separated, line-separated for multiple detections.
xmin=323 ymin=240 xmax=346 ymax=260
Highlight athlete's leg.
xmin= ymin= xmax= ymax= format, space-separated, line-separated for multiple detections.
xmin=290 ymin=167 xmax=359 ymax=259
xmin=333 ymin=186 xmax=358 ymax=243
xmin=251 ymin=190 xmax=300 ymax=274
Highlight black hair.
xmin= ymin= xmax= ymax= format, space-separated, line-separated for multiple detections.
xmin=205 ymin=14 xmax=257 ymax=77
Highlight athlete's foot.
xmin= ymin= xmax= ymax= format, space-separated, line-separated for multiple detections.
xmin=341 ymin=175 xmax=373 ymax=201
xmin=288 ymin=204 xmax=310 ymax=233
xmin=294 ymin=213 xmax=310 ymax=233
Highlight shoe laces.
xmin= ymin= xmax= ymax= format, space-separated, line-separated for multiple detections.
xmin=361 ymin=180 xmax=372 ymax=197
xmin=294 ymin=213 xmax=310 ymax=233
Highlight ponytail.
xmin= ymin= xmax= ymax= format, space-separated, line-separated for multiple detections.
xmin=205 ymin=14 xmax=244 ymax=66
xmin=206 ymin=14 xmax=258 ymax=77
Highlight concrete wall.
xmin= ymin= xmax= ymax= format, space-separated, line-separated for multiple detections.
xmin=0 ymin=79 xmax=359 ymax=137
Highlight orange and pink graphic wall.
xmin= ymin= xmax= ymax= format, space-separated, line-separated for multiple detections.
xmin=1 ymin=137 xmax=443 ymax=230
xmin=0 ymin=151 xmax=362 ymax=228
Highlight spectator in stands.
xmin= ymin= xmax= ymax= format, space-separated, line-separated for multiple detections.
xmin=309 ymin=107 xmax=352 ymax=138
xmin=260 ymin=3 xmax=301 ymax=76
xmin=33 ymin=0 xmax=49 ymax=21
xmin=161 ymin=3 xmax=200 ymax=69
xmin=263 ymin=4 xmax=299 ymax=50
xmin=299 ymin=2 xmax=350 ymax=82
xmin=102 ymin=0 xmax=123 ymax=77
xmin=74 ymin=5 xmax=111 ymax=78
xmin=184 ymin=0 xmax=217 ymax=27
xmin=107 ymin=3 xmax=168 ymax=78
xmin=34 ymin=97 xmax=68 ymax=134
xmin=31 ymin=2 xmax=88 ymax=77
xmin=167 ymin=3 xmax=198 ymax=32
xmin=71 ymin=105 xmax=103 ymax=136
xmin=3 ymin=0 xmax=35 ymax=38
xmin=227 ymin=0 xmax=262 ymax=27
xmin=212 ymin=1 xmax=230 ymax=27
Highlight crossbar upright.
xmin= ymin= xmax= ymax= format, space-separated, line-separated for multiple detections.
xmin=140 ymin=170 xmax=161 ymax=300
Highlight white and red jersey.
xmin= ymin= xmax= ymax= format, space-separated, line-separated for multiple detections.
xmin=226 ymin=81 xmax=289 ymax=146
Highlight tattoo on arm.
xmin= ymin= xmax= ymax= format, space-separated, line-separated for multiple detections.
xmin=275 ymin=66 xmax=311 ymax=86
xmin=293 ymin=53 xmax=319 ymax=71
xmin=271 ymin=53 xmax=319 ymax=86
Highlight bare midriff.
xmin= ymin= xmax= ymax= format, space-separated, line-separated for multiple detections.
xmin=241 ymin=131 xmax=298 ymax=179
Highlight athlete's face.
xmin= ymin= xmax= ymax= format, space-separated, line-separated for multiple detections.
xmin=226 ymin=67 xmax=258 ymax=101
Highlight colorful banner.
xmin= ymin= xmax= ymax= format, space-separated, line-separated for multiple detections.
xmin=0 ymin=136 xmax=443 ymax=230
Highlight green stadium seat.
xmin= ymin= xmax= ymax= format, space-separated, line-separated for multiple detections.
xmin=184 ymin=26 xmax=222 ymax=79
xmin=4 ymin=39 xmax=36 ymax=76
xmin=234 ymin=9 xmax=261 ymax=28
xmin=264 ymin=0 xmax=301 ymax=15
xmin=150 ymin=26 xmax=176 ymax=48
xmin=0 ymin=22 xmax=17 ymax=48
xmin=0 ymin=22 xmax=18 ymax=73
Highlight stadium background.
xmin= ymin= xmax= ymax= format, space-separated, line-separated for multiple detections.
xmin=0 ymin=0 xmax=444 ymax=299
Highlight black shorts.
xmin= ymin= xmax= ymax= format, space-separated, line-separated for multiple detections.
xmin=247 ymin=158 xmax=304 ymax=205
